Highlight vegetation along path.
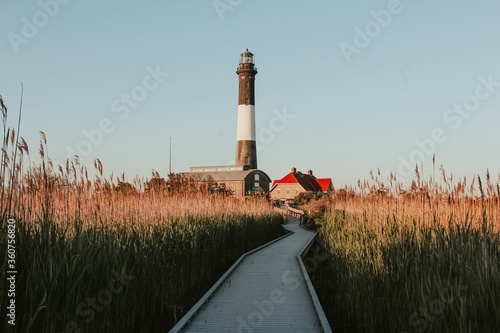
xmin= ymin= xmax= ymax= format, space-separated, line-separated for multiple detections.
xmin=170 ymin=216 xmax=332 ymax=332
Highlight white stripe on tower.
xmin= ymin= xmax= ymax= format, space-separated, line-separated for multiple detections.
xmin=236 ymin=105 xmax=255 ymax=141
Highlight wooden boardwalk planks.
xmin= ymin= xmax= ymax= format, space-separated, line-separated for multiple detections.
xmin=170 ymin=217 xmax=331 ymax=332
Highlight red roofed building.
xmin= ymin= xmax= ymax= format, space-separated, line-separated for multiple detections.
xmin=270 ymin=167 xmax=333 ymax=199
xmin=316 ymin=178 xmax=334 ymax=193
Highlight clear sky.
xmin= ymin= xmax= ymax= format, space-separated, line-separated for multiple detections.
xmin=1 ymin=0 xmax=499 ymax=187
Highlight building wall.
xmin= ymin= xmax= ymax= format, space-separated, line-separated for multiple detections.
xmin=270 ymin=184 xmax=305 ymax=200
xmin=218 ymin=175 xmax=269 ymax=198
xmin=221 ymin=180 xmax=245 ymax=197
xmin=184 ymin=169 xmax=271 ymax=198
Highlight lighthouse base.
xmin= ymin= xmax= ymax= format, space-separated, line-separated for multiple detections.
xmin=236 ymin=140 xmax=257 ymax=169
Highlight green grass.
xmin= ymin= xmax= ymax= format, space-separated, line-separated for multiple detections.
xmin=0 ymin=214 xmax=284 ymax=333
xmin=308 ymin=210 xmax=500 ymax=333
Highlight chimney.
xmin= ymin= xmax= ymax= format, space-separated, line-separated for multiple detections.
xmin=307 ymin=169 xmax=313 ymax=176
xmin=291 ymin=167 xmax=297 ymax=173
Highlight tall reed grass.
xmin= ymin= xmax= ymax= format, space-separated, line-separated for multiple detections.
xmin=308 ymin=166 xmax=500 ymax=332
xmin=0 ymin=96 xmax=284 ymax=332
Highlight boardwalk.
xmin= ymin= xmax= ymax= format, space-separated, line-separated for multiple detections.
xmin=170 ymin=216 xmax=331 ymax=332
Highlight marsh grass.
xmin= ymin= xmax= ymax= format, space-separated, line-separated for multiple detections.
xmin=0 ymin=96 xmax=284 ymax=332
xmin=1 ymin=213 xmax=283 ymax=332
xmin=309 ymin=167 xmax=500 ymax=332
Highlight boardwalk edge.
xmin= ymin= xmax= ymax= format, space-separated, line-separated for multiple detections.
xmin=169 ymin=225 xmax=292 ymax=333
xmin=298 ymin=231 xmax=334 ymax=333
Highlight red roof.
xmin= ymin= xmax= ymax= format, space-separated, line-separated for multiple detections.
xmin=316 ymin=178 xmax=333 ymax=192
xmin=271 ymin=170 xmax=329 ymax=192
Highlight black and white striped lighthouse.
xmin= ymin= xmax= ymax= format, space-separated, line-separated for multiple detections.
xmin=235 ymin=49 xmax=258 ymax=169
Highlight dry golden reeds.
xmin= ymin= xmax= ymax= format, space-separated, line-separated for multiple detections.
xmin=309 ymin=163 xmax=500 ymax=332
xmin=0 ymin=96 xmax=284 ymax=332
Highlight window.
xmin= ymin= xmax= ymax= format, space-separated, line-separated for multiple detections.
xmin=286 ymin=189 xmax=290 ymax=195
xmin=253 ymin=174 xmax=260 ymax=189
xmin=278 ymin=189 xmax=281 ymax=195
xmin=246 ymin=81 xmax=249 ymax=88
xmin=245 ymin=98 xmax=249 ymax=105
xmin=245 ymin=156 xmax=249 ymax=165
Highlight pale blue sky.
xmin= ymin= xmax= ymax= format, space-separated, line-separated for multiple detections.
xmin=1 ymin=1 xmax=499 ymax=187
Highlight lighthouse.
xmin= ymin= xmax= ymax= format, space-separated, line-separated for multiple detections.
xmin=184 ymin=49 xmax=271 ymax=197
xmin=235 ymin=49 xmax=258 ymax=169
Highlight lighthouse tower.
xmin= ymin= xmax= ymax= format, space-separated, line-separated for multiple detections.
xmin=183 ymin=49 xmax=272 ymax=197
xmin=235 ymin=49 xmax=258 ymax=169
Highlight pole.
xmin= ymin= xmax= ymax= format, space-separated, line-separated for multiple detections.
xmin=169 ymin=137 xmax=172 ymax=174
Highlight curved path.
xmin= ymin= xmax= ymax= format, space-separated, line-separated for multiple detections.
xmin=170 ymin=216 xmax=331 ymax=332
